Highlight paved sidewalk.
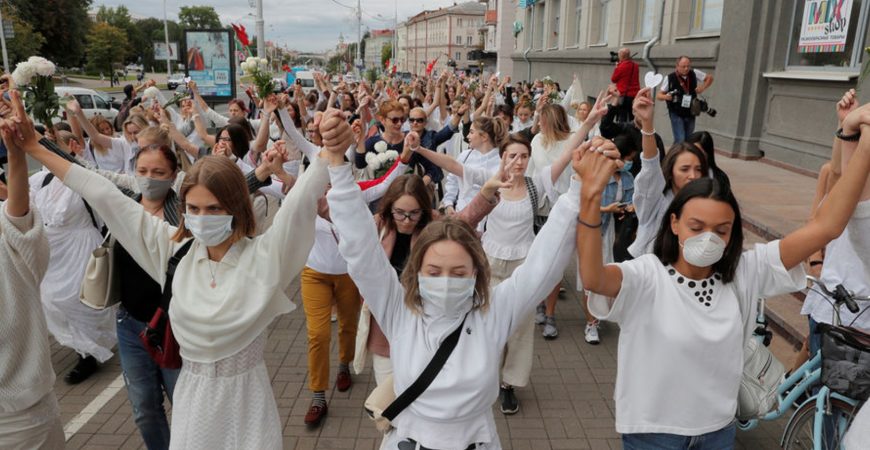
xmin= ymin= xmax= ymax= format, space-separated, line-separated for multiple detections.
xmin=51 ymin=153 xmax=821 ymax=449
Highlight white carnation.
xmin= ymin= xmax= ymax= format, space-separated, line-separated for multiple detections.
xmin=373 ymin=140 xmax=388 ymax=153
xmin=143 ymin=86 xmax=161 ymax=99
xmin=376 ymin=152 xmax=390 ymax=164
xmin=11 ymin=61 xmax=35 ymax=86
xmin=28 ymin=56 xmax=55 ymax=77
xmin=240 ymin=61 xmax=251 ymax=72
xmin=384 ymin=150 xmax=399 ymax=160
xmin=364 ymin=151 xmax=379 ymax=167
xmin=246 ymin=56 xmax=257 ymax=65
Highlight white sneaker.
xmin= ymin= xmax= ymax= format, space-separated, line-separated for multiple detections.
xmin=584 ymin=322 xmax=600 ymax=345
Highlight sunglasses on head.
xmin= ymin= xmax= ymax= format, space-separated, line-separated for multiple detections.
xmin=387 ymin=116 xmax=404 ymax=124
xmin=408 ymin=117 xmax=426 ymax=124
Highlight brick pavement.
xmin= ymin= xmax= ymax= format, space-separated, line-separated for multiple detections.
xmin=54 ymin=263 xmax=792 ymax=449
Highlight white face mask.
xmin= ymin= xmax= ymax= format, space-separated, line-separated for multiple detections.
xmin=183 ymin=214 xmax=233 ymax=247
xmin=680 ymin=231 xmax=727 ymax=268
xmin=136 ymin=176 xmax=173 ymax=201
xmin=418 ymin=275 xmax=476 ymax=319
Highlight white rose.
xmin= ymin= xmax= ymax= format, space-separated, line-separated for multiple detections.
xmin=29 ymin=57 xmax=55 ymax=77
xmin=384 ymin=150 xmax=399 ymax=160
xmin=143 ymin=86 xmax=161 ymax=99
xmin=11 ymin=61 xmax=35 ymax=86
xmin=259 ymin=57 xmax=268 ymax=66
xmin=373 ymin=140 xmax=388 ymax=153
xmin=364 ymin=151 xmax=378 ymax=167
xmin=376 ymin=153 xmax=390 ymax=164
xmin=240 ymin=61 xmax=251 ymax=72
xmin=246 ymin=56 xmax=257 ymax=65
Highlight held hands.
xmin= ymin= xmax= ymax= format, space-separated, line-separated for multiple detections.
xmin=263 ymin=140 xmax=289 ymax=175
xmin=837 ymin=89 xmax=858 ymax=127
xmin=840 ymin=99 xmax=870 ymax=135
xmin=262 ymin=94 xmax=278 ymax=114
xmin=574 ymin=137 xmax=622 ymax=196
xmin=318 ymin=109 xmax=353 ymax=164
xmin=403 ymin=131 xmax=419 ymax=162
xmin=65 ymin=98 xmax=82 ymax=115
xmin=0 ymin=90 xmax=42 ymax=153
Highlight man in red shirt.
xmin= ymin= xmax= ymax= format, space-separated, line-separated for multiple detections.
xmin=610 ymin=48 xmax=640 ymax=123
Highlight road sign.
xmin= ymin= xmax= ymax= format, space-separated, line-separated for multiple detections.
xmin=3 ymin=21 xmax=13 ymax=40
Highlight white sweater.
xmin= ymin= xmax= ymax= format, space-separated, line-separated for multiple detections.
xmin=0 ymin=204 xmax=54 ymax=413
xmin=63 ymin=157 xmax=330 ymax=363
xmin=327 ymin=163 xmax=581 ymax=449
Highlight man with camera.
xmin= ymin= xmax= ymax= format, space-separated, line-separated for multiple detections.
xmin=656 ymin=56 xmax=714 ymax=143
xmin=610 ymin=48 xmax=640 ymax=123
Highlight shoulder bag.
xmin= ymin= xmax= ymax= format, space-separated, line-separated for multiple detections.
xmin=79 ymin=233 xmax=119 ymax=310
xmin=736 ymin=297 xmax=786 ymax=420
xmin=139 ymin=240 xmax=195 ymax=369
xmin=364 ymin=314 xmax=468 ymax=432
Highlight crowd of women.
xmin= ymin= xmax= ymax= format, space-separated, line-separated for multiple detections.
xmin=0 ymin=63 xmax=868 ymax=450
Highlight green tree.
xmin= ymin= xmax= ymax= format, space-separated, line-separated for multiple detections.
xmin=95 ymin=5 xmax=145 ymax=64
xmin=1 ymin=12 xmax=46 ymax=66
xmin=86 ymin=22 xmax=128 ymax=75
xmin=134 ymin=18 xmax=182 ymax=72
xmin=381 ymin=42 xmax=392 ymax=68
xmin=8 ymin=0 xmax=91 ymax=67
xmin=178 ymin=6 xmax=222 ymax=30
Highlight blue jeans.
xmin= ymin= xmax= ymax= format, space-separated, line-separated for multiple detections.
xmin=622 ymin=421 xmax=736 ymax=450
xmin=117 ymin=307 xmax=180 ymax=450
xmin=669 ymin=113 xmax=696 ymax=144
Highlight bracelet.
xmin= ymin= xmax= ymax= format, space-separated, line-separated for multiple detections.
xmin=409 ymin=146 xmax=420 ymax=152
xmin=809 ymin=260 xmax=823 ymax=267
xmin=640 ymin=128 xmax=656 ymax=136
xmin=577 ymin=217 xmax=602 ymax=229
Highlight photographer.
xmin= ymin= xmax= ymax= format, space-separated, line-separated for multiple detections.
xmin=610 ymin=48 xmax=640 ymax=123
xmin=656 ymin=56 xmax=714 ymax=143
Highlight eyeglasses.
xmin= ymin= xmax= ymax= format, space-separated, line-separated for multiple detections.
xmin=387 ymin=116 xmax=404 ymax=124
xmin=392 ymin=209 xmax=423 ymax=222
xmin=218 ymin=136 xmax=232 ymax=142
xmin=408 ymin=117 xmax=426 ymax=124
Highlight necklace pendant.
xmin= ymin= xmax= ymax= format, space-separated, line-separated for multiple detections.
xmin=210 ymin=279 xmax=216 ymax=288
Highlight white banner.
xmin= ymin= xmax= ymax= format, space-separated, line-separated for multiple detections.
xmin=154 ymin=42 xmax=179 ymax=61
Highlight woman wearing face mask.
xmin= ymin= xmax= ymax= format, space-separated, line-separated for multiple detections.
xmin=576 ymin=100 xmax=870 ymax=448
xmin=25 ymin=129 xmax=116 ymax=385
xmin=14 ymin=92 xmax=355 ymax=449
xmin=324 ymin=128 xmax=594 ymax=450
xmin=628 ymin=88 xmax=710 ymax=258
xmin=441 ymin=116 xmax=507 ymax=216
xmin=415 ymin=132 xmax=576 ymax=414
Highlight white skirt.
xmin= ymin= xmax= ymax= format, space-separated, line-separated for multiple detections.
xmin=0 ymin=394 xmax=64 ymax=450
xmin=169 ymin=332 xmax=282 ymax=450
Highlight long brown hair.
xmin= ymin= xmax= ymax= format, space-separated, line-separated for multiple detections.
xmin=377 ymin=174 xmax=434 ymax=235
xmin=661 ymin=142 xmax=710 ymax=194
xmin=539 ymin=103 xmax=571 ymax=146
xmin=171 ymin=156 xmax=256 ymax=243
xmin=399 ymin=217 xmax=492 ymax=313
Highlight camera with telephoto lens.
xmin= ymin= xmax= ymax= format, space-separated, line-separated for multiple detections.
xmin=694 ymin=99 xmax=717 ymax=117
xmin=667 ymin=89 xmax=717 ymax=118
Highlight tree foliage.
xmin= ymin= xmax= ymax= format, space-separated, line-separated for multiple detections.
xmin=1 ymin=12 xmax=46 ymax=66
xmin=7 ymin=0 xmax=91 ymax=67
xmin=381 ymin=43 xmax=392 ymax=67
xmin=134 ymin=18 xmax=182 ymax=72
xmin=86 ymin=22 xmax=128 ymax=75
xmin=95 ymin=5 xmax=143 ymax=64
xmin=178 ymin=6 xmax=222 ymax=30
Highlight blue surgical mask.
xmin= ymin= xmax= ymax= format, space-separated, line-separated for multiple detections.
xmin=621 ymin=161 xmax=634 ymax=172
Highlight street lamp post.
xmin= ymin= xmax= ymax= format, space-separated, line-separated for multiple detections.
xmin=163 ymin=0 xmax=172 ymax=78
xmin=255 ymin=0 xmax=265 ymax=58
xmin=0 ymin=0 xmax=11 ymax=73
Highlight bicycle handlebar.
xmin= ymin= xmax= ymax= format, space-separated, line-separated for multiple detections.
xmin=807 ymin=276 xmax=870 ymax=316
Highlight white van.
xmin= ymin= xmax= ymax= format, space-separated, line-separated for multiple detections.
xmin=54 ymin=87 xmax=119 ymax=124
xmin=295 ymin=71 xmax=316 ymax=94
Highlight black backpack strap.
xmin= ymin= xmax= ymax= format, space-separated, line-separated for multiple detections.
xmin=160 ymin=240 xmax=195 ymax=310
xmin=381 ymin=313 xmax=468 ymax=421
xmin=42 ymin=172 xmax=100 ymax=229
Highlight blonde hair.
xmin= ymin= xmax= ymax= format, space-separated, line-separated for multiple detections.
xmin=136 ymin=126 xmax=171 ymax=147
xmin=88 ymin=115 xmax=114 ymax=154
xmin=399 ymin=217 xmax=492 ymax=314
xmin=171 ymin=156 xmax=256 ymax=243
xmin=472 ymin=116 xmax=508 ymax=149
xmin=539 ymin=104 xmax=571 ymax=146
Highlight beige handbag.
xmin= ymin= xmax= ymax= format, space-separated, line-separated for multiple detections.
xmin=364 ymin=374 xmax=396 ymax=432
xmin=79 ymin=234 xmax=120 ymax=310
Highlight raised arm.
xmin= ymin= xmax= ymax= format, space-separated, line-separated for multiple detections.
xmin=278 ymin=107 xmax=320 ymax=160
xmin=779 ymin=105 xmax=870 ymax=270
xmin=156 ymin=105 xmax=201 ymax=160
xmin=251 ymin=95 xmax=278 ymax=159
xmin=192 ymin=111 xmax=216 ymax=147
xmin=560 ymin=90 xmax=611 ymax=155
xmin=633 ymin=87 xmax=658 ymax=160
xmin=66 ymin=99 xmax=113 ymax=149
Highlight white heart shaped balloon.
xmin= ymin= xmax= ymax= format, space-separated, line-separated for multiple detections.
xmin=644 ymin=71 xmax=663 ymax=89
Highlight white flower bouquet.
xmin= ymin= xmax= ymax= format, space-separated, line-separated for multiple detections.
xmin=364 ymin=149 xmax=399 ymax=179
xmin=240 ymin=56 xmax=274 ymax=99
xmin=12 ymin=56 xmax=60 ymax=127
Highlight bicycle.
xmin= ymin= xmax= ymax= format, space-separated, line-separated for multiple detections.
xmin=738 ymin=276 xmax=870 ymax=450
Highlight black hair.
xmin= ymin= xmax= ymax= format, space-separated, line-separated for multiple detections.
xmin=53 ymin=122 xmax=72 ymax=133
xmin=661 ymin=142 xmax=710 ymax=194
xmin=216 ymin=123 xmax=251 ymax=160
xmin=612 ymin=134 xmax=639 ymax=160
xmin=687 ymin=131 xmax=732 ymax=190
xmin=653 ymin=177 xmax=743 ymax=283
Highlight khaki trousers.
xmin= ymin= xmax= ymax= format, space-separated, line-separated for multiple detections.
xmin=489 ymin=256 xmax=535 ymax=387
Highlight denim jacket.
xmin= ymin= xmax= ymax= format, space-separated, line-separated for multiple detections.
xmin=600 ymin=171 xmax=635 ymax=232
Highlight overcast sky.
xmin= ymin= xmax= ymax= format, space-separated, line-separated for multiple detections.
xmin=93 ymin=0 xmax=464 ymax=52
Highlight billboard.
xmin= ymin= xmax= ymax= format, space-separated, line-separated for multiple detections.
xmin=154 ymin=42 xmax=179 ymax=61
xmin=183 ymin=30 xmax=235 ymax=101
xmin=798 ymin=0 xmax=854 ymax=53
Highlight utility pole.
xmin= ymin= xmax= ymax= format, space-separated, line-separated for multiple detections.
xmin=255 ymin=0 xmax=265 ymax=58
xmin=356 ymin=0 xmax=361 ymax=72
xmin=0 ymin=0 xmax=10 ymax=74
xmin=163 ymin=0 xmax=172 ymax=77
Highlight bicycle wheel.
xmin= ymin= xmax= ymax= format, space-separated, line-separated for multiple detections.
xmin=782 ymin=397 xmax=859 ymax=450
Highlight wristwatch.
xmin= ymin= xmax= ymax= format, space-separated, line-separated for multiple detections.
xmin=835 ymin=127 xmax=861 ymax=142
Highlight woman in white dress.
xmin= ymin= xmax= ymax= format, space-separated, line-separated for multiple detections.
xmin=29 ymin=131 xmax=115 ymax=384
xmin=14 ymin=92 xmax=355 ymax=449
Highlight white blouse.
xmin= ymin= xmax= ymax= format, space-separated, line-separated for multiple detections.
xmin=63 ymin=157 xmax=330 ymax=363
xmin=588 ymin=241 xmax=805 ymax=435
xmin=327 ymin=162 xmax=581 ymax=449
xmin=628 ymin=151 xmax=673 ymax=258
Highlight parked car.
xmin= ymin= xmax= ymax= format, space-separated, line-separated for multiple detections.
xmin=125 ymin=64 xmax=144 ymax=73
xmin=295 ymin=71 xmax=316 ymax=94
xmin=167 ymin=75 xmax=186 ymax=90
xmin=53 ymin=87 xmax=119 ymax=124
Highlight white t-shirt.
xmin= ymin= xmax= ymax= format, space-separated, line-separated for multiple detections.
xmin=660 ymin=69 xmax=708 ymax=93
xmin=801 ymin=199 xmax=870 ymax=328
xmin=305 ymin=217 xmax=347 ymax=275
xmin=588 ymin=241 xmax=805 ymax=435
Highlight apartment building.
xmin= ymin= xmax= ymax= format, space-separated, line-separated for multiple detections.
xmin=396 ymin=2 xmax=487 ymax=74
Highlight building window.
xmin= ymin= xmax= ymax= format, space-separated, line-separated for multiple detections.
xmin=570 ymin=0 xmax=583 ymax=46
xmin=690 ymin=0 xmax=723 ymax=32
xmin=458 ymin=18 xmax=463 ymax=27
xmin=455 ymin=51 xmax=461 ymax=61
xmin=456 ymin=35 xmax=462 ymax=45
xmin=548 ymin=0 xmax=561 ymax=48
xmin=467 ymin=35 xmax=473 ymax=45
xmin=592 ymin=0 xmax=610 ymax=44
xmin=635 ymin=0 xmax=656 ymax=40
xmin=787 ymin=0 xmax=869 ymax=69
xmin=533 ymin=2 xmax=546 ymax=49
